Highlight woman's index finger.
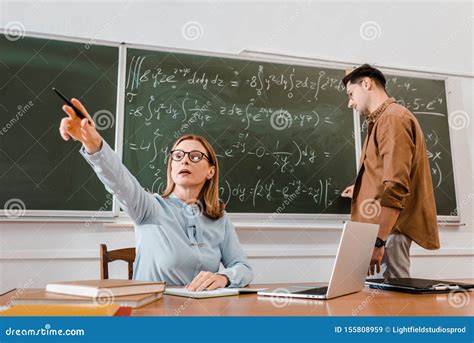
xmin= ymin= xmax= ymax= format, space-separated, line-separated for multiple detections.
xmin=71 ymin=98 xmax=92 ymax=120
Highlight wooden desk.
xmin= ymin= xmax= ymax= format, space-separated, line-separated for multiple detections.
xmin=2 ymin=282 xmax=472 ymax=316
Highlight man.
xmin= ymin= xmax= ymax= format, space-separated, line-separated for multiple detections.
xmin=341 ymin=64 xmax=439 ymax=278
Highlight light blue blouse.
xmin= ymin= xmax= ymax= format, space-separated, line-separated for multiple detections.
xmin=80 ymin=141 xmax=253 ymax=287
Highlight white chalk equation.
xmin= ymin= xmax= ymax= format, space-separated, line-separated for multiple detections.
xmin=426 ymin=129 xmax=444 ymax=188
xmin=125 ymin=95 xmax=340 ymax=136
xmin=219 ymin=178 xmax=340 ymax=208
xmin=122 ymin=53 xmax=456 ymax=214
xmin=126 ymin=55 xmax=346 ymax=101
xmin=121 ymin=52 xmax=358 ymax=212
xmin=128 ymin=133 xmax=336 ymax=175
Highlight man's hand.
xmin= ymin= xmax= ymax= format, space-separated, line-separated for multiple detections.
xmin=368 ymin=247 xmax=385 ymax=275
xmin=59 ymin=98 xmax=103 ymax=154
xmin=341 ymin=185 xmax=354 ymax=198
xmin=186 ymin=271 xmax=229 ymax=291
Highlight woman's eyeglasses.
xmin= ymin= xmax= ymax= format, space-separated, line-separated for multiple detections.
xmin=170 ymin=149 xmax=210 ymax=163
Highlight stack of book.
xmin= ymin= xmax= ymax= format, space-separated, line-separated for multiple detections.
xmin=1 ymin=279 xmax=166 ymax=315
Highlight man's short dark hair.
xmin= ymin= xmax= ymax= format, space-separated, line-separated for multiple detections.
xmin=342 ymin=64 xmax=387 ymax=90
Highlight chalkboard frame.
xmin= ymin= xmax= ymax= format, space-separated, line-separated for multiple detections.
xmin=0 ymin=30 xmax=123 ymax=219
xmin=0 ymin=31 xmax=460 ymax=223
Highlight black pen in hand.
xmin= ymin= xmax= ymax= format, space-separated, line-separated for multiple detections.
xmin=52 ymin=87 xmax=92 ymax=124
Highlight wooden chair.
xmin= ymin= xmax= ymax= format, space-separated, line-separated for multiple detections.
xmin=100 ymin=244 xmax=136 ymax=280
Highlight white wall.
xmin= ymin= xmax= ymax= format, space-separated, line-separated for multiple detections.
xmin=0 ymin=0 xmax=473 ymax=293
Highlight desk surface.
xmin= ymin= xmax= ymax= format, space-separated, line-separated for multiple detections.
xmin=1 ymin=282 xmax=472 ymax=316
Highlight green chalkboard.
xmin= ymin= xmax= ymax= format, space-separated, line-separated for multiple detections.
xmin=360 ymin=74 xmax=457 ymax=216
xmin=1 ymin=34 xmax=458 ymax=218
xmin=122 ymin=49 xmax=356 ymax=214
xmin=0 ymin=34 xmax=118 ymax=213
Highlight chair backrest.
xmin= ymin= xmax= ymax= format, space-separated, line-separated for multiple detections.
xmin=100 ymin=244 xmax=136 ymax=280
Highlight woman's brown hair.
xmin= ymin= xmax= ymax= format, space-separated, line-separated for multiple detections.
xmin=162 ymin=134 xmax=225 ymax=219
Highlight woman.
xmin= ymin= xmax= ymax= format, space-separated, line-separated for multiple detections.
xmin=59 ymin=98 xmax=253 ymax=291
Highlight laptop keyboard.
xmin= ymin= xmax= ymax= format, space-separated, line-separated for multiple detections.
xmin=294 ymin=286 xmax=328 ymax=295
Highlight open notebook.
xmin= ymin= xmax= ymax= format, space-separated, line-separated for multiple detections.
xmin=164 ymin=287 xmax=264 ymax=298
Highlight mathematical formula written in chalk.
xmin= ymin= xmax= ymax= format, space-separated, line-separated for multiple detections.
xmin=122 ymin=50 xmax=456 ymax=214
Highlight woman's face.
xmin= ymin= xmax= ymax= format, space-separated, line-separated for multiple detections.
xmin=170 ymin=139 xmax=215 ymax=190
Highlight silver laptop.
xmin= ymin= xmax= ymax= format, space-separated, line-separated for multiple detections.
xmin=258 ymin=221 xmax=379 ymax=300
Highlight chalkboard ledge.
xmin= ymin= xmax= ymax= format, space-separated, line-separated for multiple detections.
xmin=102 ymin=212 xmax=351 ymax=230
xmin=103 ymin=220 xmax=348 ymax=230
